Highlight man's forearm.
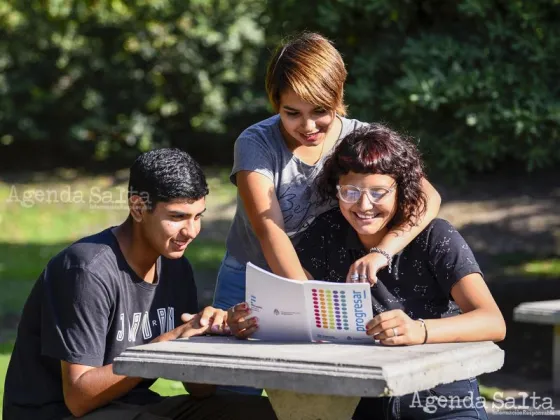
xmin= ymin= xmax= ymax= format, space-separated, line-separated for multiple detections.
xmin=64 ymin=364 xmax=142 ymax=417
xmin=64 ymin=318 xmax=210 ymax=417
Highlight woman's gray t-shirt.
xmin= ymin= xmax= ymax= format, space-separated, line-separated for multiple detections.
xmin=225 ymin=114 xmax=366 ymax=269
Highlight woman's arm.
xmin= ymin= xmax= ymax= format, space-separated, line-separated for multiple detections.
xmin=422 ymin=273 xmax=506 ymax=343
xmin=366 ymin=273 xmax=506 ymax=345
xmin=237 ymin=170 xmax=307 ymax=280
xmin=378 ymin=177 xmax=441 ymax=255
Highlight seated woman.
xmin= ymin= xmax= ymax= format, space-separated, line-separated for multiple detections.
xmin=228 ymin=124 xmax=506 ymax=419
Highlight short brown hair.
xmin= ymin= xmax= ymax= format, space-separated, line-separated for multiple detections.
xmin=265 ymin=32 xmax=347 ymax=116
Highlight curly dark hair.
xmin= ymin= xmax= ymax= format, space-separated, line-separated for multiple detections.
xmin=317 ymin=123 xmax=427 ymax=229
xmin=128 ymin=148 xmax=209 ymax=211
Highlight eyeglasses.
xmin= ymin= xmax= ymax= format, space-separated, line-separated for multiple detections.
xmin=336 ymin=184 xmax=396 ymax=204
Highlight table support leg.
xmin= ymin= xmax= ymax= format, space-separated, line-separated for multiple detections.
xmin=266 ymin=388 xmax=360 ymax=420
xmin=554 ymin=325 xmax=560 ymax=394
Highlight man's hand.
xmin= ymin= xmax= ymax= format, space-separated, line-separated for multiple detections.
xmin=182 ymin=306 xmax=231 ymax=336
xmin=153 ymin=306 xmax=230 ymax=343
xmin=227 ymin=302 xmax=258 ymax=339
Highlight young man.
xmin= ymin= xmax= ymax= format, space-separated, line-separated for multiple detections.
xmin=3 ymin=149 xmax=276 ymax=420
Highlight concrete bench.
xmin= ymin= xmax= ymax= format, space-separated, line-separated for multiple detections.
xmin=514 ymin=299 xmax=560 ymax=394
xmin=114 ymin=336 xmax=504 ymax=420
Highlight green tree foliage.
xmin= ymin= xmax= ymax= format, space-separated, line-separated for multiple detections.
xmin=0 ymin=0 xmax=267 ymax=166
xmin=266 ymin=0 xmax=560 ymax=178
xmin=0 ymin=0 xmax=558 ymax=179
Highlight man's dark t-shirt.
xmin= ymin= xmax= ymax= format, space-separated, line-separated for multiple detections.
xmin=3 ymin=228 xmax=198 ymax=420
xmin=295 ymin=209 xmax=482 ymax=320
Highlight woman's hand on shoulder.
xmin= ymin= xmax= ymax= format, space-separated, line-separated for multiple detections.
xmin=227 ymin=302 xmax=258 ymax=339
xmin=366 ymin=309 xmax=425 ymax=346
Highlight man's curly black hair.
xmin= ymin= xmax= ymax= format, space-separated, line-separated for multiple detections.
xmin=317 ymin=123 xmax=427 ymax=229
xmin=128 ymin=148 xmax=209 ymax=210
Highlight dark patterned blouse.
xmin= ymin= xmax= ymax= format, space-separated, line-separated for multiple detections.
xmin=295 ymin=208 xmax=483 ymax=319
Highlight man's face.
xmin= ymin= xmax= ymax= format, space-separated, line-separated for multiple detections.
xmin=139 ymin=197 xmax=206 ymax=259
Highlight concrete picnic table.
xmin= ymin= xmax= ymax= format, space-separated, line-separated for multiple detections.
xmin=113 ymin=336 xmax=504 ymax=420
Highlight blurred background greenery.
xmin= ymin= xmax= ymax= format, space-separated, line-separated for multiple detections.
xmin=0 ymin=0 xmax=559 ymax=179
xmin=1 ymin=0 xmax=560 ymax=416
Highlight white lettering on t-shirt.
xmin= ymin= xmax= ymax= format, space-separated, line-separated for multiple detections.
xmin=116 ymin=313 xmax=125 ymax=342
xmin=141 ymin=311 xmax=152 ymax=340
xmin=157 ymin=308 xmax=167 ymax=335
xmin=115 ymin=307 xmax=176 ymax=343
xmin=167 ymin=307 xmax=175 ymax=332
xmin=128 ymin=312 xmax=142 ymax=342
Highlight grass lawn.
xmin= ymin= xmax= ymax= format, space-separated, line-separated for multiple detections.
xmin=0 ymin=342 xmax=11 ymax=420
xmin=504 ymin=258 xmax=560 ymax=278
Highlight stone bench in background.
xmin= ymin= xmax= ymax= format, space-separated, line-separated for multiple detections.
xmin=514 ymin=299 xmax=560 ymax=394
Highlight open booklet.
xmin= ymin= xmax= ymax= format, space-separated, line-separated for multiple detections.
xmin=245 ymin=263 xmax=374 ymax=343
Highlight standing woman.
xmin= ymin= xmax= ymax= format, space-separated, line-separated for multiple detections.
xmin=213 ymin=32 xmax=441 ymax=311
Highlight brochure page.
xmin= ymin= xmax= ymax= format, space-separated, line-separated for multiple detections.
xmin=245 ymin=263 xmax=311 ymax=341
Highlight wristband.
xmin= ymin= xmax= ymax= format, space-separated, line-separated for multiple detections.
xmin=369 ymin=247 xmax=393 ymax=273
xmin=418 ymin=318 xmax=428 ymax=344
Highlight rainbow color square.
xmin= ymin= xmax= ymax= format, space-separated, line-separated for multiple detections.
xmin=311 ymin=288 xmax=350 ymax=331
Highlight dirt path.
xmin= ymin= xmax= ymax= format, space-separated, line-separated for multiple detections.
xmin=437 ymin=169 xmax=559 ymax=263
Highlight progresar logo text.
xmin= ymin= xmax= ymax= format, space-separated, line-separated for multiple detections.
xmin=353 ymin=290 xmax=368 ymax=331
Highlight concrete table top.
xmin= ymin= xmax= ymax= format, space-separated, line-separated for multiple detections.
xmin=114 ymin=336 xmax=503 ymax=396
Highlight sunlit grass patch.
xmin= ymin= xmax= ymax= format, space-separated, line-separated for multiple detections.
xmin=502 ymin=257 xmax=560 ymax=278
